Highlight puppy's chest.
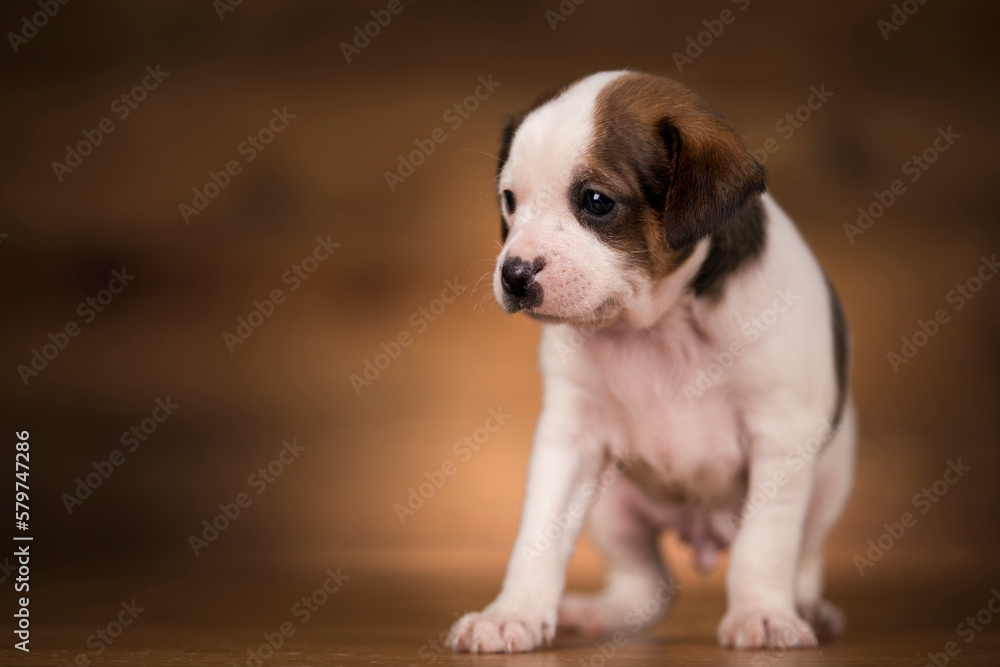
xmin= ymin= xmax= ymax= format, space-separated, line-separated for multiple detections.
xmin=581 ymin=319 xmax=747 ymax=505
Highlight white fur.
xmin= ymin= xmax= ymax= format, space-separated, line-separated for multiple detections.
xmin=451 ymin=73 xmax=856 ymax=653
xmin=496 ymin=71 xmax=633 ymax=323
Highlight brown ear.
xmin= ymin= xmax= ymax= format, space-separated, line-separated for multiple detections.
xmin=659 ymin=114 xmax=766 ymax=249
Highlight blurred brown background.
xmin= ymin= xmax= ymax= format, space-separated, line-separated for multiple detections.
xmin=1 ymin=0 xmax=998 ymax=663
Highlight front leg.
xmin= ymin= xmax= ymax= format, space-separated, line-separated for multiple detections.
xmin=449 ymin=400 xmax=606 ymax=653
xmin=718 ymin=412 xmax=821 ymax=650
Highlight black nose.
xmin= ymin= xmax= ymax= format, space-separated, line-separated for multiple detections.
xmin=501 ymin=256 xmax=545 ymax=310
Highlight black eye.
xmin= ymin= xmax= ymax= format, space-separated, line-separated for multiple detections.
xmin=503 ymin=190 xmax=516 ymax=215
xmin=581 ymin=189 xmax=615 ymax=216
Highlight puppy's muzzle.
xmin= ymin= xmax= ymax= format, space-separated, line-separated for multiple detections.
xmin=501 ymin=255 xmax=545 ymax=311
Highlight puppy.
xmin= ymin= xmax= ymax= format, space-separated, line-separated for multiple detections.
xmin=448 ymin=71 xmax=855 ymax=653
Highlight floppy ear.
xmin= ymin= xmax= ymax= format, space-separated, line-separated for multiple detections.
xmin=659 ymin=114 xmax=766 ymax=249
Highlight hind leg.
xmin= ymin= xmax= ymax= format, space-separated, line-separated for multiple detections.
xmin=796 ymin=403 xmax=856 ymax=641
xmin=558 ymin=476 xmax=677 ymax=635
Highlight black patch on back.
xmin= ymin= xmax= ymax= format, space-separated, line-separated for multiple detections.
xmin=826 ymin=275 xmax=850 ymax=430
xmin=689 ymin=198 xmax=766 ymax=300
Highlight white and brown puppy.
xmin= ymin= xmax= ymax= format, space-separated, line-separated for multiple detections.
xmin=448 ymin=71 xmax=855 ymax=653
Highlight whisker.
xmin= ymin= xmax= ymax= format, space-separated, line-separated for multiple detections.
xmin=472 ymin=271 xmax=495 ymax=294
xmin=466 ymin=257 xmax=496 ymax=272
xmin=461 ymin=148 xmax=501 ymax=162
xmin=473 ymin=291 xmax=504 ymax=319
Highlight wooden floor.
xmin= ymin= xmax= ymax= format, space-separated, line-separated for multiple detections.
xmin=6 ymin=564 xmax=1000 ymax=666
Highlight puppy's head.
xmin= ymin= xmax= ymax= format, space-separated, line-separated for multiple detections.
xmin=493 ymin=71 xmax=765 ymax=326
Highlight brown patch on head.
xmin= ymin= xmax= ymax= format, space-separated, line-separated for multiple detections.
xmin=584 ymin=72 xmax=766 ymax=278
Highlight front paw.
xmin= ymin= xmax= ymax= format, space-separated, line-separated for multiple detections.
xmin=448 ymin=604 xmax=556 ymax=653
xmin=718 ymin=607 xmax=818 ymax=649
